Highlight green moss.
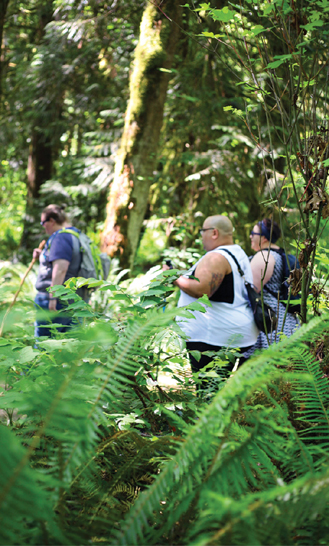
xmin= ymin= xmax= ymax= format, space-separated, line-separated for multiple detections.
xmin=127 ymin=3 xmax=171 ymax=120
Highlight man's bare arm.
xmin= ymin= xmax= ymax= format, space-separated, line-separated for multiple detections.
xmin=175 ymin=253 xmax=230 ymax=298
xmin=208 ymin=272 xmax=224 ymax=297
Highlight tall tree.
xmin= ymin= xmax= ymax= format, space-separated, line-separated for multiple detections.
xmin=0 ymin=0 xmax=10 ymax=106
xmin=20 ymin=2 xmax=59 ymax=249
xmin=1 ymin=0 xmax=145 ymax=258
xmin=142 ymin=6 xmax=263 ymax=255
xmin=101 ymin=0 xmax=182 ymax=271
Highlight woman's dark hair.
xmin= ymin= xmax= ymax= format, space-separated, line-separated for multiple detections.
xmin=42 ymin=204 xmax=67 ymax=225
xmin=258 ymin=218 xmax=281 ymax=243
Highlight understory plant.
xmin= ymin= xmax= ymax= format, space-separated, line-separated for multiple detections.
xmin=1 ymin=268 xmax=329 ymax=545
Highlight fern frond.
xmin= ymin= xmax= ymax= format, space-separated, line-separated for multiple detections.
xmin=114 ymin=314 xmax=329 ymax=545
xmin=291 ymin=347 xmax=329 ymax=422
xmin=0 ymin=425 xmax=65 ymax=546
xmin=187 ymin=468 xmax=329 ymax=546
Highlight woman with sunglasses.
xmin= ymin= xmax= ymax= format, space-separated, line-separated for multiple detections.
xmin=33 ymin=204 xmax=81 ymax=338
xmin=245 ymin=218 xmax=299 ymax=357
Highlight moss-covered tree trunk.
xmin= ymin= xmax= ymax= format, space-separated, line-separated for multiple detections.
xmin=101 ymin=0 xmax=181 ymax=271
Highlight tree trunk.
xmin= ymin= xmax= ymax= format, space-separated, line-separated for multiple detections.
xmin=101 ymin=0 xmax=182 ymax=271
xmin=27 ymin=131 xmax=53 ymax=201
xmin=20 ymin=3 xmax=55 ymax=252
xmin=0 ymin=0 xmax=10 ymax=107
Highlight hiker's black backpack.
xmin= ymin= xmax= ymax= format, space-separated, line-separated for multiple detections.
xmin=264 ymin=248 xmax=300 ymax=314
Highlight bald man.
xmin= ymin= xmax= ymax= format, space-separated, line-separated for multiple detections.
xmin=175 ymin=215 xmax=258 ymax=390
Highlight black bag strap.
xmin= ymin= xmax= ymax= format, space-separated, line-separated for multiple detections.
xmin=219 ymin=248 xmax=245 ymax=277
xmin=221 ymin=249 xmax=277 ymax=330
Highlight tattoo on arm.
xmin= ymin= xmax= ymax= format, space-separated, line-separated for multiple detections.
xmin=209 ymin=273 xmax=224 ymax=297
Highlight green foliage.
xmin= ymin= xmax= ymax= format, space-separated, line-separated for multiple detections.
xmin=192 ymin=0 xmax=329 ymax=320
xmin=134 ymin=222 xmax=167 ymax=273
xmin=0 ymin=269 xmax=196 ymax=543
xmin=116 ymin=315 xmax=329 ymax=545
xmin=2 ymin=2 xmax=329 ymax=541
xmin=0 ymin=161 xmax=27 ymax=259
xmin=0 ymin=261 xmax=36 ymax=340
xmin=1 ymin=0 xmax=144 ymax=256
xmin=1 ymin=268 xmax=329 ymax=544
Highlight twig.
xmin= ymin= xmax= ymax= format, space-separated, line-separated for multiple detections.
xmin=146 ymin=372 xmax=174 ymax=402
xmin=0 ymin=240 xmax=46 ymax=337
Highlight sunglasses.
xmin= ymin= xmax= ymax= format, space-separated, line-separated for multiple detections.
xmin=40 ymin=218 xmax=49 ymax=226
xmin=199 ymin=227 xmax=215 ymax=234
xmin=250 ymin=230 xmax=261 ymax=237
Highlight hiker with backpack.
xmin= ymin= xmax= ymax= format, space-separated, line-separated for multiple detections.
xmin=243 ymin=218 xmax=300 ymax=358
xmin=33 ymin=204 xmax=81 ymax=337
xmin=33 ymin=204 xmax=111 ymax=338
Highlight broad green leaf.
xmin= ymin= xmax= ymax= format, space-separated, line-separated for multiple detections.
xmin=296 ymin=41 xmax=313 ymax=48
xmin=83 ymin=279 xmax=104 ymax=288
xmin=36 ymin=338 xmax=81 ymax=351
xmin=198 ymin=294 xmax=212 ymax=306
xmin=186 ymin=301 xmax=207 ymax=313
xmin=16 ymin=346 xmax=39 ymax=364
xmin=251 ymin=25 xmax=265 ymax=36
xmin=190 ymin=350 xmax=201 ymax=362
xmin=114 ymin=294 xmax=132 ymax=302
xmin=200 ymin=31 xmax=225 ymax=38
xmin=267 ymin=54 xmax=293 ymax=69
xmin=211 ymin=8 xmax=236 ymax=22
xmin=267 ymin=59 xmax=286 ymax=68
xmin=302 ymin=79 xmax=316 ymax=87
xmin=98 ymin=283 xmax=117 ymax=291
xmin=140 ymin=288 xmax=168 ymax=296
xmin=195 ymin=3 xmax=211 ymax=11
xmin=76 ymin=277 xmax=99 ymax=288
xmin=263 ymin=2 xmax=275 ymax=15
xmin=301 ymin=20 xmax=324 ymax=31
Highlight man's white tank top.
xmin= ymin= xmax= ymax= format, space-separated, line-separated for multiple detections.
xmin=177 ymin=244 xmax=259 ymax=348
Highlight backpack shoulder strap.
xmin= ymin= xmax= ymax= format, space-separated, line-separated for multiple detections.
xmin=219 ymin=248 xmax=244 ymax=277
xmin=59 ymin=228 xmax=80 ymax=240
xmin=47 ymin=228 xmax=78 ymax=251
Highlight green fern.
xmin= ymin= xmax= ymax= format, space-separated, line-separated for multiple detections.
xmin=291 ymin=348 xmax=329 ymax=441
xmin=2 ymin=275 xmax=329 ymax=545
xmin=115 ymin=314 xmax=329 ymax=545
xmin=0 ymin=425 xmax=65 ymax=546
xmin=0 ymin=286 xmax=190 ymax=544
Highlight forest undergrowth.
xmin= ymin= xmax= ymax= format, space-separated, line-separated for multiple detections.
xmin=0 ymin=266 xmax=329 ymax=546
